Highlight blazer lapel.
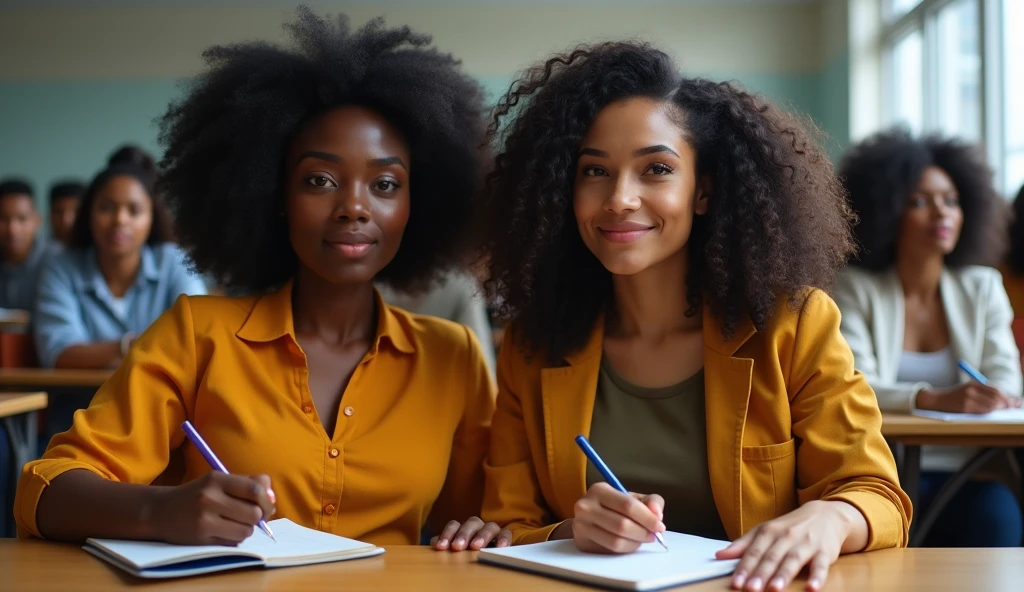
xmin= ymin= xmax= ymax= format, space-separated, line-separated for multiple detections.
xmin=541 ymin=316 xmax=604 ymax=518
xmin=703 ymin=308 xmax=756 ymax=540
xmin=940 ymin=268 xmax=973 ymax=376
xmin=878 ymin=269 xmax=906 ymax=382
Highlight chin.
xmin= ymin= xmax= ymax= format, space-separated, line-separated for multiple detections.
xmin=595 ymin=257 xmax=650 ymax=277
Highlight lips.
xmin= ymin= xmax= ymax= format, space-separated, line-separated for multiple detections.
xmin=325 ymin=230 xmax=377 ymax=258
xmin=597 ymin=220 xmax=655 ymax=243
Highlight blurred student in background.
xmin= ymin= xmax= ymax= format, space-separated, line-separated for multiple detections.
xmin=0 ymin=178 xmax=46 ymax=313
xmin=33 ymin=148 xmax=206 ymax=370
xmin=47 ymin=180 xmax=85 ymax=252
xmin=835 ymin=128 xmax=1022 ymax=547
xmin=1002 ymin=184 xmax=1024 ymax=318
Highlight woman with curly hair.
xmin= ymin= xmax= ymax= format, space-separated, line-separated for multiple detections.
xmin=470 ymin=41 xmax=910 ymax=592
xmin=834 ymin=128 xmax=1022 ymax=548
xmin=16 ymin=7 xmax=506 ymax=551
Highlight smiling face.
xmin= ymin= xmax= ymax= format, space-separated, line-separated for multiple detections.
xmin=573 ymin=97 xmax=709 ymax=276
xmin=284 ymin=105 xmax=412 ymax=287
xmin=897 ymin=165 xmax=964 ymax=261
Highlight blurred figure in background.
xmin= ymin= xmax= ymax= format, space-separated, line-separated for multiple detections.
xmin=47 ymin=180 xmax=85 ymax=251
xmin=0 ymin=178 xmax=45 ymax=314
xmin=1002 ymin=184 xmax=1024 ymax=318
xmin=835 ymin=128 xmax=1022 ymax=547
xmin=33 ymin=149 xmax=206 ymax=370
xmin=377 ymin=270 xmax=495 ymax=372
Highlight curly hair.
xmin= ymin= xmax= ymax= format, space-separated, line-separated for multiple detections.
xmin=1008 ymin=184 xmax=1024 ymax=274
xmin=49 ymin=181 xmax=85 ymax=205
xmin=839 ymin=127 xmax=1007 ymax=271
xmin=69 ymin=163 xmax=175 ymax=249
xmin=158 ymin=6 xmax=486 ymax=293
xmin=482 ymin=41 xmax=854 ymax=362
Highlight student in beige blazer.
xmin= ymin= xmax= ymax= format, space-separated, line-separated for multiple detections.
xmin=835 ymin=128 xmax=1022 ymax=547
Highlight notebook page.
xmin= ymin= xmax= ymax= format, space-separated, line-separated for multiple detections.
xmin=239 ymin=519 xmax=375 ymax=562
xmin=480 ymin=531 xmax=737 ymax=589
xmin=912 ymin=408 xmax=1024 ymax=422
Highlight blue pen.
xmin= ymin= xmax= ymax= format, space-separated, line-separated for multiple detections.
xmin=575 ymin=435 xmax=668 ymax=550
xmin=181 ymin=421 xmax=276 ymax=542
xmin=957 ymin=360 xmax=989 ymax=385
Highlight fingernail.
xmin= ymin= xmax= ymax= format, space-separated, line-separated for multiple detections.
xmin=732 ymin=572 xmax=747 ymax=588
xmin=657 ymin=522 xmax=666 ymax=532
xmin=267 ymin=488 xmax=276 ymax=504
xmin=454 ymin=537 xmax=465 ymax=547
xmin=808 ymin=578 xmax=821 ymax=590
xmin=647 ymin=533 xmax=656 ymax=543
xmin=747 ymin=576 xmax=763 ymax=591
xmin=770 ymin=577 xmax=784 ymax=591
xmin=472 ymin=538 xmax=484 ymax=548
xmin=438 ymin=538 xmax=448 ymax=546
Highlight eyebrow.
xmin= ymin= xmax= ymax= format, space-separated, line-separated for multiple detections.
xmin=578 ymin=144 xmax=681 ymax=159
xmin=296 ymin=151 xmax=407 ymax=170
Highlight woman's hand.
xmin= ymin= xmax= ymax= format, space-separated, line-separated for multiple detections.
xmin=153 ymin=472 xmax=276 ymax=546
xmin=569 ymin=483 xmax=666 ymax=554
xmin=716 ymin=500 xmax=868 ymax=592
xmin=917 ymin=382 xmax=1021 ymax=413
xmin=431 ymin=517 xmax=512 ymax=551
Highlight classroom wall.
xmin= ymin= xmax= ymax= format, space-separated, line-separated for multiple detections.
xmin=0 ymin=0 xmax=842 ymax=232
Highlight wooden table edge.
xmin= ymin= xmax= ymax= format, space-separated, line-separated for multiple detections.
xmin=0 ymin=391 xmax=48 ymax=417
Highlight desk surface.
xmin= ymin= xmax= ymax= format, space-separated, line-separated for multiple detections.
xmin=0 ymin=368 xmax=111 ymax=389
xmin=0 ymin=392 xmax=47 ymax=418
xmin=881 ymin=413 xmax=1024 ymax=446
xmin=0 ymin=543 xmax=1022 ymax=591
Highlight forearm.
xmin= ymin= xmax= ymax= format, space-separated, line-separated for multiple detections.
xmin=53 ymin=341 xmax=122 ymax=369
xmin=35 ymin=469 xmax=167 ymax=542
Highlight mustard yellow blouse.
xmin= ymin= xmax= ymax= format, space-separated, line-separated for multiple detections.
xmin=16 ymin=281 xmax=496 ymax=544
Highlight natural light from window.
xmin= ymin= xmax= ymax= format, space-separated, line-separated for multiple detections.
xmin=892 ymin=29 xmax=924 ymax=135
xmin=1005 ymin=0 xmax=1024 ymax=196
xmin=935 ymin=0 xmax=980 ymax=141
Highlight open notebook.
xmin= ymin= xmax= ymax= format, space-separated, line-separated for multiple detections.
xmin=478 ymin=531 xmax=738 ymax=591
xmin=912 ymin=408 xmax=1024 ymax=422
xmin=83 ymin=519 xmax=384 ymax=579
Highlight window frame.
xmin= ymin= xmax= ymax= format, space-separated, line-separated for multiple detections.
xmin=881 ymin=0 xmax=1011 ymax=193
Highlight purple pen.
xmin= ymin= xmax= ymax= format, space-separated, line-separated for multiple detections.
xmin=181 ymin=420 xmax=276 ymax=542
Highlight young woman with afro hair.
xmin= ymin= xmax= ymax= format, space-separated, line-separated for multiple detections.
xmin=16 ymin=7 xmax=508 ymax=551
xmin=468 ymin=41 xmax=910 ymax=592
xmin=834 ymin=128 xmax=1022 ymax=548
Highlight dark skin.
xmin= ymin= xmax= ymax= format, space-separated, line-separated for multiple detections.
xmin=51 ymin=195 xmax=81 ymax=247
xmin=54 ymin=176 xmax=153 ymax=370
xmin=36 ymin=106 xmax=504 ymax=550
xmin=0 ymin=194 xmax=41 ymax=267
xmin=546 ymin=98 xmax=867 ymax=592
xmin=896 ymin=166 xmax=1021 ymax=413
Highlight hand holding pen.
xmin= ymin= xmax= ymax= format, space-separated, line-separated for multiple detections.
xmin=915 ymin=360 xmax=1022 ymax=414
xmin=150 ymin=421 xmax=277 ymax=546
xmin=569 ymin=435 xmax=669 ymax=554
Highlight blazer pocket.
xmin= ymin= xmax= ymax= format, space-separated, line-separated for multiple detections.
xmin=740 ymin=439 xmax=798 ymax=529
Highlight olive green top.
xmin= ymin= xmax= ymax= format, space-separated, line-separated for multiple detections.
xmin=586 ymin=358 xmax=726 ymax=540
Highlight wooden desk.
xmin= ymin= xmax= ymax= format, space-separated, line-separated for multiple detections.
xmin=0 ymin=369 xmax=112 ymax=390
xmin=0 ymin=543 xmax=1022 ymax=591
xmin=881 ymin=413 xmax=1024 ymax=546
xmin=1 ymin=392 xmax=48 ymax=538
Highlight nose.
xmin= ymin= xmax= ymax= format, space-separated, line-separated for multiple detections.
xmin=334 ymin=181 xmax=371 ymax=222
xmin=115 ymin=207 xmax=131 ymax=226
xmin=603 ymin=175 xmax=641 ymax=214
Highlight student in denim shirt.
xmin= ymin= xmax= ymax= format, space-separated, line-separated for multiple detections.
xmin=0 ymin=179 xmax=47 ymax=314
xmin=34 ymin=161 xmax=206 ymax=369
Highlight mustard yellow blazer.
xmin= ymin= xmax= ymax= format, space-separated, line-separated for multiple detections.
xmin=481 ymin=290 xmax=911 ymax=550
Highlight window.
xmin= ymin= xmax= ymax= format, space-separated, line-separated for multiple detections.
xmin=1005 ymin=0 xmax=1024 ymax=196
xmin=882 ymin=0 xmax=1021 ymax=195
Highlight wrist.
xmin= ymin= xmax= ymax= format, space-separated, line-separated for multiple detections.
xmin=120 ymin=332 xmax=137 ymax=357
xmin=828 ymin=500 xmax=869 ymax=553
xmin=550 ymin=519 xmax=575 ymax=541
xmin=138 ymin=486 xmax=168 ymax=541
xmin=914 ymin=388 xmax=935 ymax=410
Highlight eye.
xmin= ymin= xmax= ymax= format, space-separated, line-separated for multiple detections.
xmin=644 ymin=163 xmax=674 ymax=175
xmin=581 ymin=165 xmax=607 ymax=177
xmin=373 ymin=178 xmax=401 ymax=193
xmin=945 ymin=195 xmax=960 ymax=207
xmin=305 ymin=175 xmax=336 ymax=188
xmin=908 ymin=196 xmax=927 ymax=208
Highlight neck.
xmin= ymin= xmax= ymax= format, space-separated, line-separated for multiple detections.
xmin=608 ymin=248 xmax=699 ymax=338
xmin=96 ymin=249 xmax=142 ymax=297
xmin=896 ymin=251 xmax=944 ymax=301
xmin=2 ymin=246 xmax=32 ymax=266
xmin=291 ymin=269 xmax=377 ymax=345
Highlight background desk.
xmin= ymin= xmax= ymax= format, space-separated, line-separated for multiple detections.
xmin=0 ymin=369 xmax=112 ymax=390
xmin=0 ymin=392 xmax=48 ymax=538
xmin=0 ymin=543 xmax=1022 ymax=591
xmin=881 ymin=413 xmax=1024 ymax=546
